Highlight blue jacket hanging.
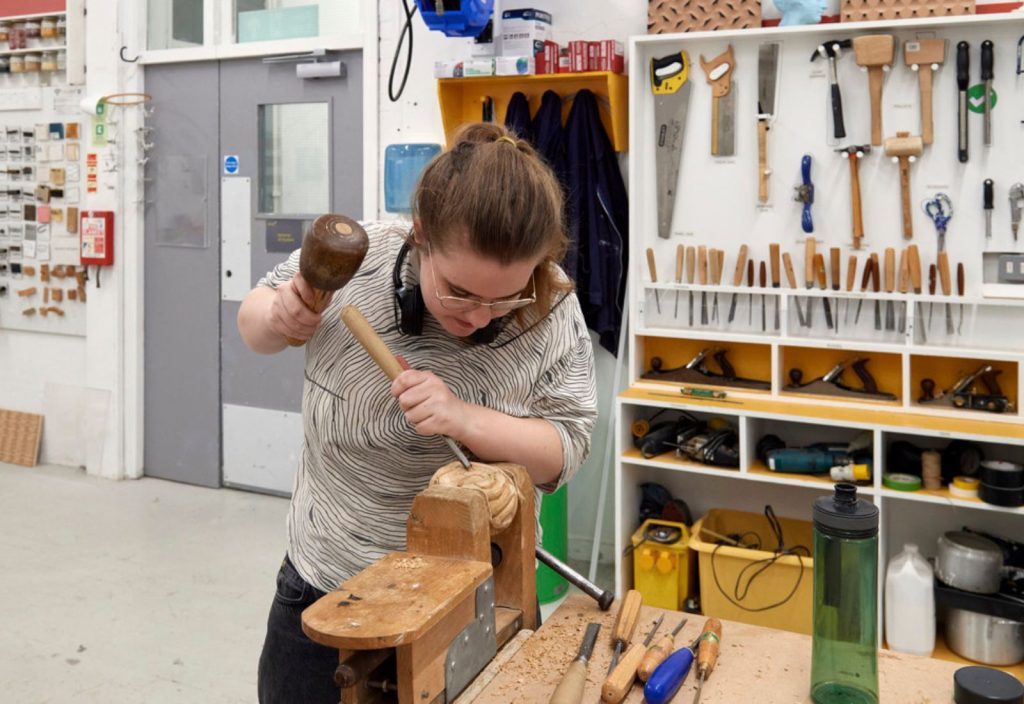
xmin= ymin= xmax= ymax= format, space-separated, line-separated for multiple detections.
xmin=565 ymin=89 xmax=629 ymax=354
xmin=531 ymin=89 xmax=568 ymax=194
xmin=504 ymin=91 xmax=532 ymax=141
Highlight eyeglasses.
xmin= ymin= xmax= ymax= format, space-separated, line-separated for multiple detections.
xmin=425 ymin=243 xmax=537 ymax=313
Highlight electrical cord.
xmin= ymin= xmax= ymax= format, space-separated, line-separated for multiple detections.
xmin=388 ymin=0 xmax=417 ymax=102
xmin=709 ymin=505 xmax=810 ymax=613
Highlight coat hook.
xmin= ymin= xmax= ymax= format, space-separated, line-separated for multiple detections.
xmin=120 ymin=46 xmax=139 ymax=63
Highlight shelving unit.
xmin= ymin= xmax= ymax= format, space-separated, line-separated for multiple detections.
xmin=617 ymin=10 xmax=1024 ymax=666
xmin=437 ymin=71 xmax=629 ymax=150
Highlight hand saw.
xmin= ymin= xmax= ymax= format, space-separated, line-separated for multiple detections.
xmin=652 ymin=51 xmax=692 ymax=240
xmin=700 ymin=45 xmax=736 ymax=157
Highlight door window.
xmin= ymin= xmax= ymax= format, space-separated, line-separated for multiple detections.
xmin=147 ymin=0 xmax=204 ymax=50
xmin=258 ymin=102 xmax=330 ymax=216
xmin=236 ymin=1 xmax=358 ymax=43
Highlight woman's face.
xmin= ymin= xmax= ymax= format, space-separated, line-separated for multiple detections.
xmin=418 ymin=241 xmax=541 ymax=338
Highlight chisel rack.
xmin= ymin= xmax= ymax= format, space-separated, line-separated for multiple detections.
xmin=617 ymin=12 xmax=1024 ymax=663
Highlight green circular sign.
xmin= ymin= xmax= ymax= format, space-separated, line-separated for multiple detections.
xmin=967 ymin=84 xmax=997 ymax=114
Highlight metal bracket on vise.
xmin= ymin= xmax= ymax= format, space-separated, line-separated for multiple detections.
xmin=642 ymin=347 xmax=771 ymax=390
xmin=445 ymin=577 xmax=497 ymax=701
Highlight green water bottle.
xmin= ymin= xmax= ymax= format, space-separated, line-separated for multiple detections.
xmin=811 ymin=483 xmax=879 ymax=704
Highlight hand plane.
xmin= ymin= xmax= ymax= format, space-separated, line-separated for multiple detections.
xmin=642 ymin=347 xmax=770 ymax=390
xmin=919 ymin=365 xmax=1014 ymax=413
xmin=785 ymin=357 xmax=897 ymax=401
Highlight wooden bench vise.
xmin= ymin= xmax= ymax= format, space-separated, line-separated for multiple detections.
xmin=301 ymin=463 xmax=537 ymax=704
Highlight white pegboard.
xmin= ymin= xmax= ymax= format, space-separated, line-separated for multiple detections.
xmin=631 ymin=14 xmax=1024 ymax=359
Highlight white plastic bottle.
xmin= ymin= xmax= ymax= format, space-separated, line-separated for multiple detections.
xmin=884 ymin=543 xmax=936 ymax=656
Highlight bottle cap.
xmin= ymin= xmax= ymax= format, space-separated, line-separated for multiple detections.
xmin=954 ymin=666 xmax=1024 ymax=704
xmin=813 ymin=483 xmax=878 ymax=538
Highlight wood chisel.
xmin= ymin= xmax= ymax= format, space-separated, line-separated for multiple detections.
xmin=830 ymin=247 xmax=841 ymax=333
xmin=686 ymin=246 xmax=696 ymax=326
xmin=757 ymin=42 xmax=780 ymax=203
xmin=608 ymin=589 xmax=642 ymax=672
xmin=689 ymin=619 xmax=723 ymax=704
xmin=884 ymin=247 xmax=896 ymax=331
xmin=845 ymin=254 xmax=858 ymax=327
xmin=854 ymin=254 xmax=872 ymax=325
xmin=647 ymin=247 xmax=662 ymax=314
xmin=982 ymin=39 xmax=993 ymax=147
xmin=601 ymin=616 xmax=664 ymax=704
xmin=698 ymin=246 xmax=709 ymax=325
xmin=871 ymin=252 xmax=882 ymax=330
xmin=727 ymin=244 xmax=749 ymax=323
xmin=746 ymin=259 xmax=754 ymax=326
xmin=908 ymin=245 xmax=924 ymax=343
xmin=549 ymin=622 xmax=600 ymax=704
xmin=652 ymin=51 xmax=692 ymax=240
xmin=770 ymin=243 xmax=781 ymax=330
xmin=712 ymin=249 xmax=725 ymax=323
xmin=674 ymin=244 xmax=684 ymax=318
xmin=928 ymin=262 xmax=936 ymax=332
xmin=643 ymin=633 xmax=702 ymax=704
xmin=804 ymin=237 xmax=816 ymax=328
xmin=815 ymin=253 xmax=832 ymax=330
xmin=957 ymin=41 xmax=969 ymax=163
xmin=984 ymin=179 xmax=994 ymax=240
xmin=759 ymin=260 xmax=768 ymax=332
xmin=957 ymin=261 xmax=965 ymax=335
xmin=783 ymin=252 xmax=805 ymax=327
xmin=897 ymin=247 xmax=910 ymax=334
xmin=700 ymin=45 xmax=736 ymax=157
xmin=639 ymin=618 xmax=687 ymax=682
xmin=938 ymin=252 xmax=953 ymax=334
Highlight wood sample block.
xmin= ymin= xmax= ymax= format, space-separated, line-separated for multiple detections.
xmin=841 ymin=0 xmax=974 ymax=22
xmin=648 ymin=0 xmax=760 ymax=33
xmin=0 ymin=409 xmax=44 ymax=467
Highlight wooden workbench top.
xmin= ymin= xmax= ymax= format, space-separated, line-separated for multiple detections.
xmin=471 ymin=595 xmax=965 ymax=703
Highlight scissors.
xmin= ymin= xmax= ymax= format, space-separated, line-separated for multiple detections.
xmin=923 ymin=193 xmax=953 ymax=252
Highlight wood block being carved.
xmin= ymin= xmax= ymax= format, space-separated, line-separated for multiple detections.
xmin=648 ymin=0 xmax=761 ymax=34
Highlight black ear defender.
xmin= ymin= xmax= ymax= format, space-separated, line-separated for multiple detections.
xmin=392 ymin=239 xmax=507 ymax=344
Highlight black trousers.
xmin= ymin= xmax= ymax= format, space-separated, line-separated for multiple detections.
xmin=257 ymin=554 xmax=544 ymax=704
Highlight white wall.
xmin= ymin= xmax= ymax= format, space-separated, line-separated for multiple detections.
xmin=375 ymin=1 xmax=646 ymax=567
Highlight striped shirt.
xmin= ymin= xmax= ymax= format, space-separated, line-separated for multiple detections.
xmin=257 ymin=221 xmax=598 ymax=593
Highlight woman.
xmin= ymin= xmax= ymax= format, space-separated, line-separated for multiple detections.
xmin=238 ymin=122 xmax=597 ymax=703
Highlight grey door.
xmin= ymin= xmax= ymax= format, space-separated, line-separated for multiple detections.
xmin=144 ymin=53 xmax=363 ymax=491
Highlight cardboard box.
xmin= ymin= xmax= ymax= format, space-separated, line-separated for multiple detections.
xmin=594 ymin=39 xmax=624 ymax=73
xmin=463 ymin=58 xmax=495 ymax=76
xmin=500 ymin=8 xmax=552 ymax=57
xmin=433 ymin=60 xmax=464 ymax=79
xmin=557 ymin=47 xmax=571 ymax=73
xmin=568 ymin=40 xmax=588 ymax=72
xmin=534 ymin=39 xmax=559 ymax=74
xmin=495 ymin=55 xmax=535 ymax=76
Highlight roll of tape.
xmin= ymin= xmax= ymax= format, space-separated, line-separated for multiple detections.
xmin=979 ymin=482 xmax=1024 ymax=508
xmin=884 ymin=473 xmax=923 ymax=492
xmin=949 ymin=476 xmax=980 ymax=499
xmin=979 ymin=460 xmax=1024 ymax=490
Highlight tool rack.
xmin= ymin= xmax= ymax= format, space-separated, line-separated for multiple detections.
xmin=617 ymin=12 xmax=1024 ymax=673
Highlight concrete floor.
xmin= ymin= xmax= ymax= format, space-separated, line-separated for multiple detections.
xmin=0 ymin=462 xmax=611 ymax=703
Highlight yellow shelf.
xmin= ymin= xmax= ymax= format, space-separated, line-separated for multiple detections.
xmin=621 ymin=387 xmax=1024 ymax=442
xmin=437 ymin=71 xmax=629 ymax=151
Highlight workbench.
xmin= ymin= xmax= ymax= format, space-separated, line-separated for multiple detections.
xmin=469 ymin=595 xmax=967 ymax=703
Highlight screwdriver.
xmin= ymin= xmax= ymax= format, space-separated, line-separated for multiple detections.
xmin=643 ymin=633 xmax=702 ymax=704
xmin=549 ymin=622 xmax=600 ymax=704
xmin=601 ymin=615 xmax=664 ymax=703
xmin=608 ymin=589 xmax=642 ymax=672
xmin=691 ymin=618 xmax=723 ymax=704
xmin=674 ymin=244 xmax=684 ymax=319
xmin=647 ymin=247 xmax=662 ymax=315
xmin=639 ymin=618 xmax=687 ymax=682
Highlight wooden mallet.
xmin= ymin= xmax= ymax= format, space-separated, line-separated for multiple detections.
xmin=286 ymin=214 xmax=369 ymax=347
xmin=853 ymin=35 xmax=896 ymax=146
xmin=884 ymin=132 xmax=924 ymax=240
xmin=904 ymin=38 xmax=946 ymax=145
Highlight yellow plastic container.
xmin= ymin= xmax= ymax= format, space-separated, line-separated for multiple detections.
xmin=689 ymin=508 xmax=815 ymax=635
xmin=631 ymin=519 xmax=692 ymax=611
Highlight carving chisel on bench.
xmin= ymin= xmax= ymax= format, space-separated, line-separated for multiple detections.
xmin=549 ymin=623 xmax=600 ymax=704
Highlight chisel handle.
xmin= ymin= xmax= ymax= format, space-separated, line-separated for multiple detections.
xmin=859 ymin=254 xmax=872 ymax=292
xmin=638 ymin=635 xmax=675 ymax=682
xmin=686 ymin=246 xmax=696 ymax=284
xmin=550 ymin=660 xmax=588 ymax=704
xmin=898 ymin=248 xmax=910 ymax=294
xmin=846 ymin=255 xmax=858 ymax=292
xmin=870 ymin=253 xmax=881 ymax=293
xmin=830 ymin=247 xmax=841 ymax=291
xmin=601 ymin=642 xmax=646 ymax=703
xmin=715 ymin=249 xmax=726 ymax=285
xmin=644 ymin=646 xmax=695 ymax=704
xmin=929 ymin=263 xmax=936 ymax=295
xmin=958 ymin=262 xmax=965 ymax=297
xmin=908 ymin=245 xmax=922 ymax=293
xmin=698 ymin=246 xmax=708 ymax=286
xmin=884 ymin=248 xmax=896 ymax=293
xmin=696 ymin=618 xmax=723 ymax=678
xmin=675 ymin=244 xmax=684 ymax=284
xmin=758 ymin=119 xmax=770 ymax=203
xmin=805 ymin=238 xmax=816 ymax=287
xmin=341 ymin=305 xmax=405 ymax=380
xmin=646 ymin=247 xmax=658 ymax=283
xmin=770 ymin=243 xmax=781 ymax=287
xmin=782 ymin=252 xmax=798 ymax=288
xmin=611 ymin=590 xmax=642 ymax=649
xmin=938 ymin=252 xmax=952 ymax=296
xmin=732 ymin=245 xmax=749 ymax=286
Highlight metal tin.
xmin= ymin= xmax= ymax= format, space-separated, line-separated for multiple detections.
xmin=936 ymin=531 xmax=1004 ymax=594
xmin=947 ymin=608 xmax=1024 ymax=666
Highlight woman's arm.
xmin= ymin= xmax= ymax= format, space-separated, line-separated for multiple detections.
xmin=237 ymin=273 xmax=326 ymax=354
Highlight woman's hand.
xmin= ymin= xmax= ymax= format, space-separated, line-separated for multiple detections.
xmin=266 ymin=273 xmax=330 ymax=342
xmin=392 ymin=370 xmax=470 ymax=439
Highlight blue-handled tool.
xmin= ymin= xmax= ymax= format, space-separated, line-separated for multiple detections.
xmin=643 ymin=634 xmax=702 ymax=704
xmin=794 ymin=154 xmax=814 ymax=233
